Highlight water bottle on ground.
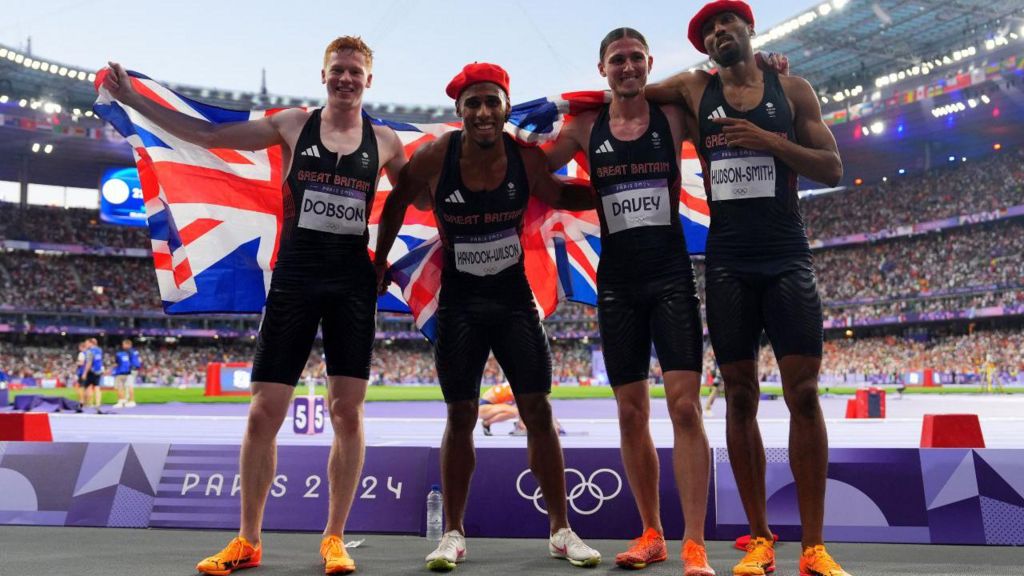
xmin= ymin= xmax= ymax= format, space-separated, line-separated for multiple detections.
xmin=426 ymin=484 xmax=443 ymax=541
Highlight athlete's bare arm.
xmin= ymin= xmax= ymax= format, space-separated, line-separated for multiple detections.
xmin=372 ymin=135 xmax=447 ymax=292
xmin=646 ymin=71 xmax=709 ymax=115
xmin=103 ymin=62 xmax=306 ymax=152
xmin=542 ymin=110 xmax=597 ymax=172
xmin=521 ymin=145 xmax=595 ymax=211
xmin=712 ymin=76 xmax=841 ymax=186
xmin=646 ymin=53 xmax=790 ymax=115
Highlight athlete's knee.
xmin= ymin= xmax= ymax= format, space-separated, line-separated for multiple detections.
xmin=516 ymin=394 xmax=554 ymax=430
xmin=726 ymin=388 xmax=760 ymax=420
xmin=783 ymin=378 xmax=821 ymax=421
xmin=668 ymin=393 xmax=703 ymax=431
xmin=246 ymin=402 xmax=288 ymax=440
xmin=446 ymin=400 xmax=479 ymax=434
xmin=328 ymin=401 xmax=364 ymax=436
xmin=616 ymin=394 xmax=649 ymax=434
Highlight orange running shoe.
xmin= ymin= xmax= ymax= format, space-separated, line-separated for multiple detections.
xmin=732 ymin=536 xmax=774 ymax=576
xmin=682 ymin=539 xmax=716 ymax=576
xmin=799 ymin=545 xmax=852 ymax=576
xmin=196 ymin=536 xmax=262 ymax=576
xmin=321 ymin=535 xmax=356 ymax=574
xmin=614 ymin=527 xmax=667 ymax=569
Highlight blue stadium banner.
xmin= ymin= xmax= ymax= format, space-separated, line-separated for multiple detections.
xmin=99 ymin=167 xmax=146 ymax=227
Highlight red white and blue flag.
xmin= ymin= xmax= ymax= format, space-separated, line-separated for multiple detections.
xmin=94 ymin=71 xmax=709 ymax=337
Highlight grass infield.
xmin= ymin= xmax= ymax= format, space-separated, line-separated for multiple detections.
xmin=10 ymin=384 xmax=1022 ymax=404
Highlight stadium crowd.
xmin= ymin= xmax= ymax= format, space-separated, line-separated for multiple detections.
xmin=0 ymin=339 xmax=252 ymax=386
xmin=1 ymin=146 xmax=1023 ymax=391
xmin=824 ymin=290 xmax=1024 ymax=324
xmin=5 ymin=218 xmax=1021 ymax=318
xmin=813 ymin=219 xmax=1024 ymax=302
xmin=802 ymin=148 xmax=1024 ymax=239
xmin=0 ymin=203 xmax=149 ymax=249
xmin=3 ymin=327 xmax=1021 ymax=388
xmin=757 ymin=328 xmax=1024 ymax=383
xmin=0 ymin=252 xmax=160 ymax=311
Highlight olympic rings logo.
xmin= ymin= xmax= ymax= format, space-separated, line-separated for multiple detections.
xmin=515 ymin=468 xmax=623 ymax=516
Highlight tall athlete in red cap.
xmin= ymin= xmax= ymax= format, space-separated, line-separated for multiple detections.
xmin=374 ymin=62 xmax=601 ymax=572
xmin=648 ymin=2 xmax=850 ymax=576
xmin=544 ymin=28 xmax=714 ymax=576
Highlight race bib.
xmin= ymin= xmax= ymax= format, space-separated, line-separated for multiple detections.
xmin=600 ymin=178 xmax=671 ymax=234
xmin=298 ymin=184 xmax=367 ymax=235
xmin=453 ymin=229 xmax=522 ymax=277
xmin=709 ymin=150 xmax=776 ymax=201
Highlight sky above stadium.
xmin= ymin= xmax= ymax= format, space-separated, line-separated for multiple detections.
xmin=2 ymin=0 xmax=822 ymax=107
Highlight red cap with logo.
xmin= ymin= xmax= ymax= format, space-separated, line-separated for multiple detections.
xmin=445 ymin=62 xmax=510 ymax=101
xmin=688 ymin=0 xmax=755 ymax=54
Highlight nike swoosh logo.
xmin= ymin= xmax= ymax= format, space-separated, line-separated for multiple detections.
xmin=553 ymin=544 xmax=567 ymax=555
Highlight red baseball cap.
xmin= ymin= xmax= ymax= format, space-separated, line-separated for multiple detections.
xmin=445 ymin=62 xmax=510 ymax=101
xmin=688 ymin=0 xmax=755 ymax=54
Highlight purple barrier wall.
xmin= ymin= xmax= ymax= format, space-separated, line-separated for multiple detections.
xmin=0 ymin=442 xmax=1021 ymax=545
xmin=150 ymin=445 xmax=430 ymax=532
xmin=453 ymin=447 xmax=708 ymax=539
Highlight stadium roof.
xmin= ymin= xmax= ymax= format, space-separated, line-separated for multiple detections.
xmin=691 ymin=0 xmax=1024 ymax=108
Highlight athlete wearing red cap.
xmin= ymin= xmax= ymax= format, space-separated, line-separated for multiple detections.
xmin=544 ymin=28 xmax=714 ymax=576
xmin=374 ymin=62 xmax=601 ymax=571
xmin=648 ymin=2 xmax=850 ymax=576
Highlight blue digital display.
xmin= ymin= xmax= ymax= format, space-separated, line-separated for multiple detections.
xmin=99 ymin=167 xmax=146 ymax=227
xmin=220 ymin=366 xmax=252 ymax=393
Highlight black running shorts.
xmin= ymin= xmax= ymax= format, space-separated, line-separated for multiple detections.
xmin=598 ymin=270 xmax=703 ymax=386
xmin=705 ymin=260 xmax=823 ymax=365
xmin=434 ymin=277 xmax=552 ymax=403
xmin=251 ymin=264 xmax=377 ymax=386
xmin=83 ymin=372 xmax=100 ymax=388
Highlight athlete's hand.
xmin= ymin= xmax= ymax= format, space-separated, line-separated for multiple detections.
xmin=713 ymin=117 xmax=783 ymax=152
xmin=375 ymin=262 xmax=391 ymax=296
xmin=103 ymin=62 xmax=139 ymax=106
xmin=755 ymin=51 xmax=790 ymax=76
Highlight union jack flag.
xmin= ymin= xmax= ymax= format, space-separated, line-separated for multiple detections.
xmin=93 ymin=71 xmax=709 ymax=337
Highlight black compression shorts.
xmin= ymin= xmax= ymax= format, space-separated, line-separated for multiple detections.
xmin=705 ymin=260 xmax=823 ymax=365
xmin=83 ymin=372 xmax=100 ymax=388
xmin=251 ymin=265 xmax=377 ymax=386
xmin=598 ymin=271 xmax=703 ymax=386
xmin=434 ymin=279 xmax=552 ymax=403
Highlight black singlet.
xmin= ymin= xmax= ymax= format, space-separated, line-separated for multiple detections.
xmin=587 ymin=103 xmax=689 ymax=282
xmin=433 ymin=132 xmax=531 ymax=285
xmin=275 ymin=109 xmax=379 ymax=283
xmin=696 ymin=70 xmax=810 ymax=268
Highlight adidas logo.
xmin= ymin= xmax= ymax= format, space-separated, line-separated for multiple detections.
xmin=707 ymin=106 xmax=727 ymax=121
xmin=444 ymin=190 xmax=466 ymax=204
xmin=594 ymin=139 xmax=614 ymax=154
xmin=301 ymin=145 xmax=321 ymax=158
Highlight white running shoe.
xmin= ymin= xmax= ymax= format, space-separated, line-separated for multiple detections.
xmin=113 ymin=400 xmax=126 ymax=408
xmin=125 ymin=401 xmax=137 ymax=408
xmin=549 ymin=527 xmax=601 ymax=567
xmin=426 ymin=530 xmax=466 ymax=571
